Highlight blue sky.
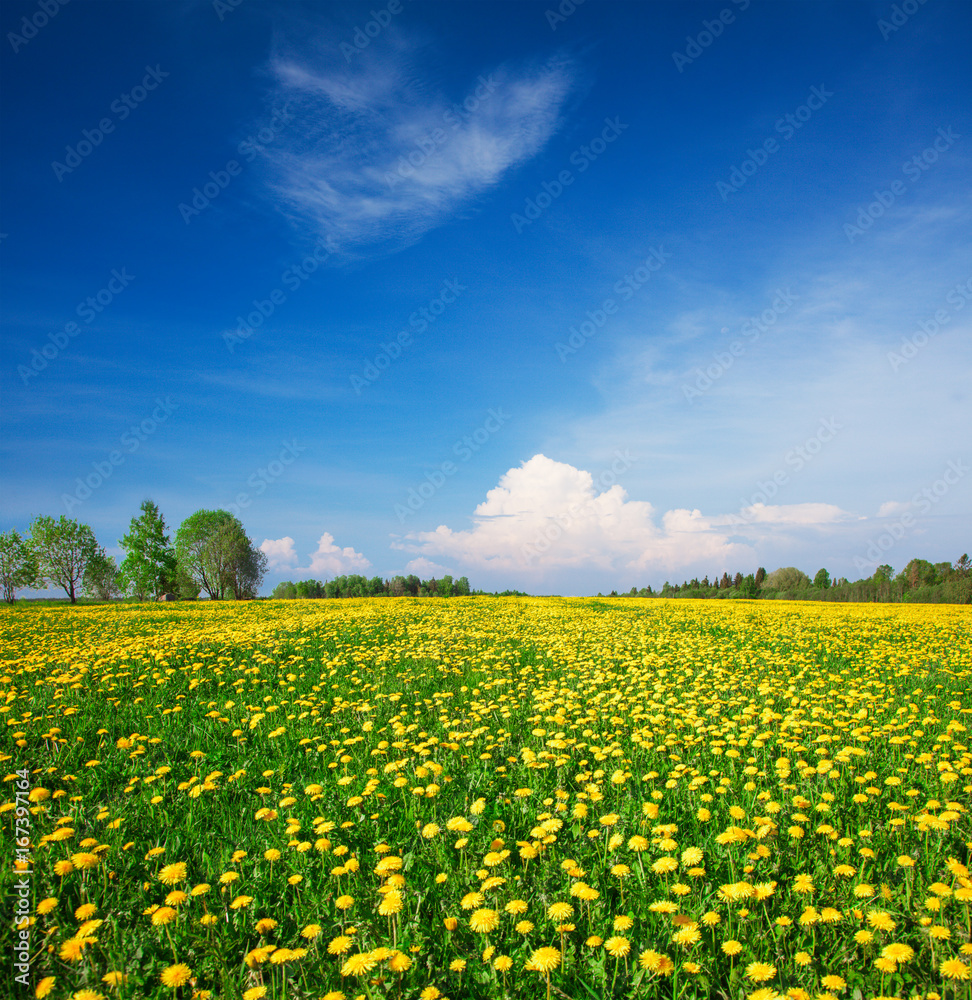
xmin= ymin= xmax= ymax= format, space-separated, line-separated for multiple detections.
xmin=2 ymin=0 xmax=970 ymax=596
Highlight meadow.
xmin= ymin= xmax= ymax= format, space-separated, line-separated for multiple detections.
xmin=1 ymin=597 xmax=970 ymax=1000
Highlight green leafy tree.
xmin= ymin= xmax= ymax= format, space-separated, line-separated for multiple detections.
xmin=82 ymin=549 xmax=122 ymax=600
xmin=813 ymin=568 xmax=831 ymax=590
xmin=0 ymin=529 xmax=39 ymax=603
xmin=28 ymin=515 xmax=98 ymax=603
xmin=454 ymin=576 xmax=471 ymax=596
xmin=754 ymin=567 xmax=766 ymax=589
xmin=119 ymin=500 xmax=177 ymax=600
xmin=175 ymin=510 xmax=265 ymax=599
xmin=765 ymin=567 xmax=810 ymax=591
xmin=271 ymin=581 xmax=297 ymax=600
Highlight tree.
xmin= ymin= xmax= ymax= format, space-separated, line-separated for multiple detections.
xmin=754 ymin=567 xmax=766 ymax=588
xmin=272 ymin=581 xmax=297 ymax=600
xmin=0 ymin=530 xmax=39 ymax=603
xmin=28 ymin=515 xmax=98 ymax=603
xmin=454 ymin=576 xmax=470 ymax=596
xmin=175 ymin=510 xmax=266 ymax=599
xmin=813 ymin=568 xmax=831 ymax=590
xmin=119 ymin=500 xmax=177 ymax=600
xmin=83 ymin=549 xmax=121 ymax=600
xmin=764 ymin=567 xmax=810 ymax=591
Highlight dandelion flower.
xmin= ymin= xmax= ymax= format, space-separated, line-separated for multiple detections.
xmin=160 ymin=964 xmax=192 ymax=988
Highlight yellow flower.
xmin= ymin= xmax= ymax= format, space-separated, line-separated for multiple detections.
xmin=158 ymin=862 xmax=187 ymax=885
xmin=341 ymin=952 xmax=377 ymax=976
xmin=470 ymin=908 xmax=500 ymax=933
xmin=745 ymin=961 xmax=776 ymax=982
xmin=547 ymin=902 xmax=573 ymax=922
xmin=36 ymin=978 xmax=56 ymax=999
xmin=722 ymin=940 xmax=743 ymax=956
xmin=160 ymin=963 xmax=192 ymax=988
xmin=528 ymin=946 xmax=561 ymax=972
xmin=605 ymin=936 xmax=631 ymax=958
xmin=243 ymin=988 xmax=268 ymax=1000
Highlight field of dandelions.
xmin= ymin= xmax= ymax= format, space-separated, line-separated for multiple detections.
xmin=1 ymin=597 xmax=971 ymax=1000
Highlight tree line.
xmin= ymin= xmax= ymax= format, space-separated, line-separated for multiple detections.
xmin=0 ymin=501 xmax=267 ymax=603
xmin=270 ymin=574 xmax=473 ymax=600
xmin=599 ymin=555 xmax=972 ymax=604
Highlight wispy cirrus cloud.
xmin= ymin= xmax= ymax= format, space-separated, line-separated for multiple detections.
xmin=263 ymin=37 xmax=574 ymax=253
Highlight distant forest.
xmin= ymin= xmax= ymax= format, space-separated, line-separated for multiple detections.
xmin=598 ymin=555 xmax=972 ymax=604
xmin=270 ymin=573 xmax=526 ymax=599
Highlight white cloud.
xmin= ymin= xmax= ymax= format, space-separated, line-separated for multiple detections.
xmin=261 ymin=533 xmax=371 ymax=576
xmin=261 ymin=536 xmax=298 ymax=569
xmin=393 ymin=455 xmax=865 ymax=585
xmin=265 ymin=40 xmax=573 ymax=251
xmin=876 ymin=500 xmax=911 ymax=517
xmin=306 ymin=533 xmax=372 ymax=576
xmin=403 ymin=557 xmax=451 ymax=577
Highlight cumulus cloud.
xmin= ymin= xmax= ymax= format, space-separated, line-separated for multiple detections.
xmin=261 ymin=533 xmax=370 ymax=576
xmin=393 ymin=454 xmax=861 ymax=579
xmin=403 ymin=557 xmax=452 ymax=577
xmin=264 ymin=37 xmax=573 ymax=251
xmin=260 ymin=536 xmax=298 ymax=569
